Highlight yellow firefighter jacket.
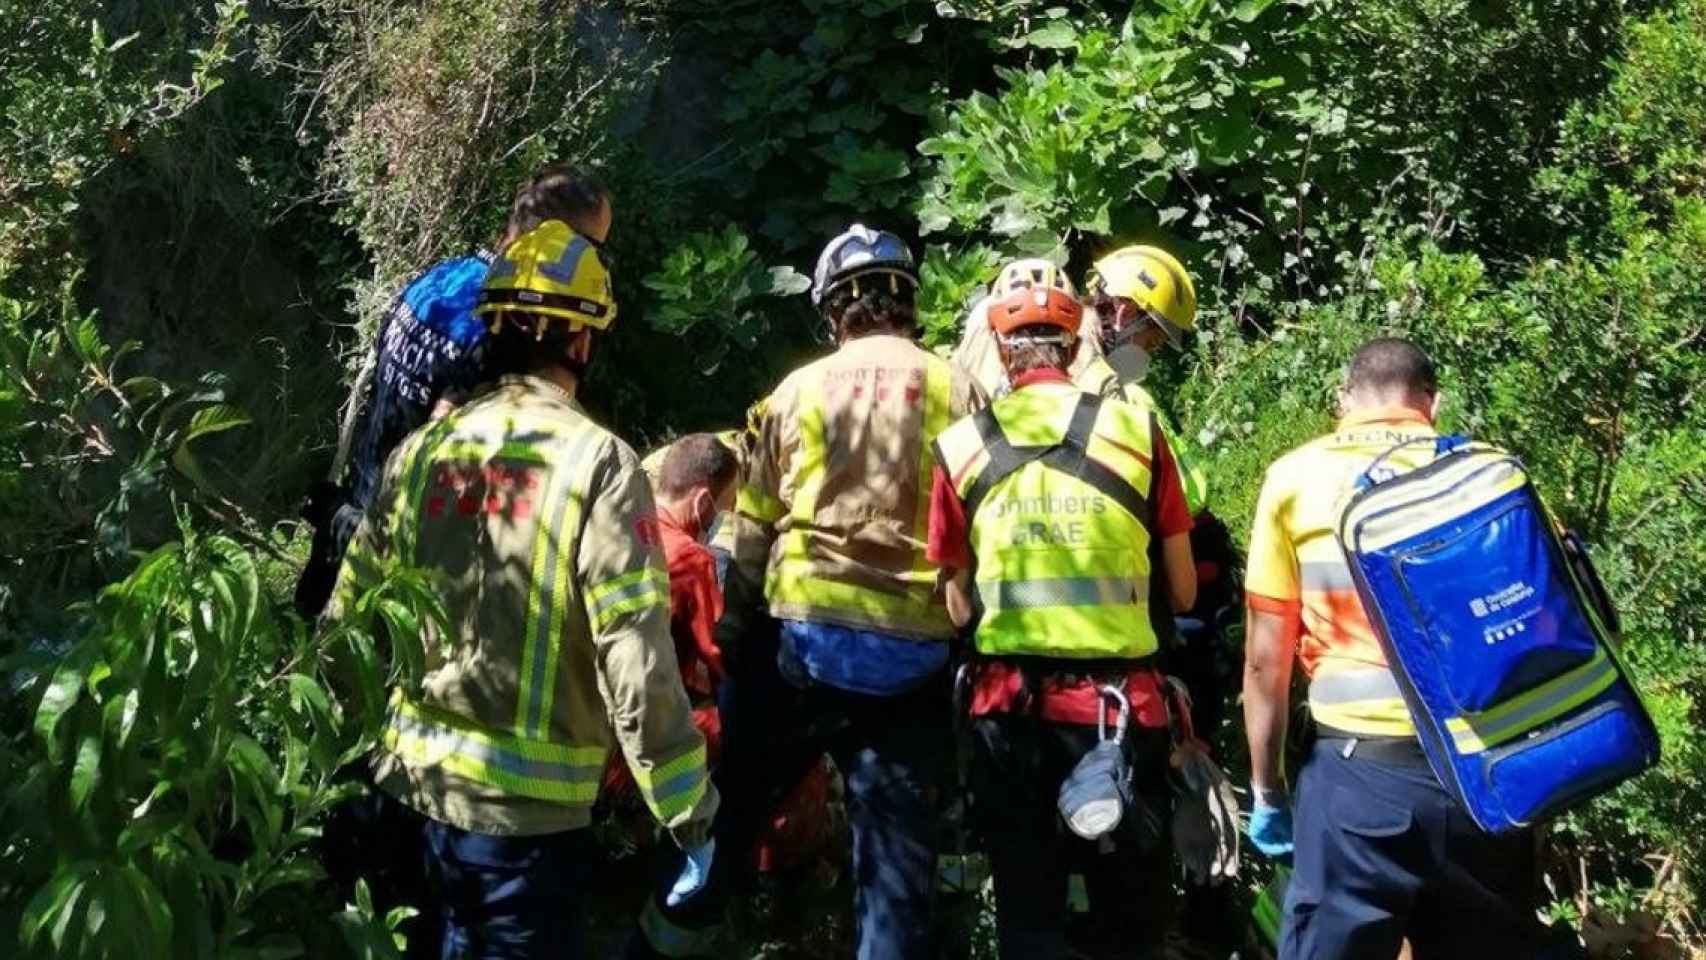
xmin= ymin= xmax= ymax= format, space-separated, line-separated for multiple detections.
xmin=333 ymin=375 xmax=717 ymax=837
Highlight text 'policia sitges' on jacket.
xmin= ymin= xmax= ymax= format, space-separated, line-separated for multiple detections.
xmin=735 ymin=334 xmax=986 ymax=640
xmin=934 ymin=380 xmax=1165 ymax=659
xmin=332 ymin=375 xmax=715 ymax=837
xmin=1245 ymin=405 xmax=1447 ymax=738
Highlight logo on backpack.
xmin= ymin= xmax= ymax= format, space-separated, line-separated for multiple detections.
xmin=1468 ymin=581 xmax=1535 ymax=619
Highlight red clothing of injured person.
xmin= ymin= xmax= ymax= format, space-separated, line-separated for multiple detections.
xmin=604 ymin=432 xmax=831 ymax=873
xmin=660 ymin=513 xmax=725 ymax=698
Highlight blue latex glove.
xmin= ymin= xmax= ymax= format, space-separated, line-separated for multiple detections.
xmin=666 ymin=839 xmax=716 ymax=908
xmin=1248 ymin=798 xmax=1295 ymax=858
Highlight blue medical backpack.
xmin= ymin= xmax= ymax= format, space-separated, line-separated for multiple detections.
xmin=1336 ymin=436 xmax=1660 ymax=833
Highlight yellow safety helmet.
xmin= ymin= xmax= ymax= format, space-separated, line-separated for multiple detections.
xmin=476 ymin=219 xmax=618 ymax=331
xmin=1088 ymin=245 xmax=1196 ymax=343
xmin=992 ymin=257 xmax=1077 ymax=299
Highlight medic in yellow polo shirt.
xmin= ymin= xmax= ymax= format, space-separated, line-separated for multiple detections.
xmin=1241 ymin=337 xmax=1579 ymax=960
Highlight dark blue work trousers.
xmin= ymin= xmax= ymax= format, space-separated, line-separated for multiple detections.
xmin=1283 ymin=739 xmax=1584 ymax=960
xmin=325 ymin=786 xmax=594 ymax=960
xmin=634 ymin=626 xmax=946 ymax=959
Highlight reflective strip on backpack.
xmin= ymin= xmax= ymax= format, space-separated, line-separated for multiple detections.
xmin=383 ymin=696 xmax=605 ymax=803
xmin=1348 ymin=453 xmax=1526 ymax=552
xmin=978 ymin=576 xmax=1140 ymax=610
xmin=586 ymin=567 xmax=670 ymax=635
xmin=1444 ymin=650 xmax=1618 ymax=754
xmin=633 ymin=741 xmax=709 ymax=823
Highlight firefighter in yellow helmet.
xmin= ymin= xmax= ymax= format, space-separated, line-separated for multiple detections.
xmin=930 ymin=271 xmax=1197 ymax=958
xmin=1074 ymin=244 xmax=1250 ymax=952
xmin=327 ymin=219 xmax=717 ymax=958
xmin=1075 ymin=245 xmax=1206 ymax=512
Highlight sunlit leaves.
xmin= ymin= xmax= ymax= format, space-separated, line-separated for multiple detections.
xmin=9 ymin=519 xmax=440 ymax=959
xmin=641 ymin=224 xmax=812 ymax=373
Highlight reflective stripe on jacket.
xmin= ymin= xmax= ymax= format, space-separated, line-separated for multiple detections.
xmin=333 ymin=374 xmax=715 ymax=835
xmin=1075 ymin=355 xmax=1209 ymax=514
xmin=934 ymin=381 xmax=1162 ymax=659
xmin=735 ymin=335 xmax=985 ymax=639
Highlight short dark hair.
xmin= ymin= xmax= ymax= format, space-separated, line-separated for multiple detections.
xmin=657 ymin=433 xmax=738 ymax=499
xmin=505 ymin=164 xmax=608 ymax=241
xmin=1345 ymin=336 xmax=1438 ymax=397
xmin=824 ymin=282 xmax=916 ymax=339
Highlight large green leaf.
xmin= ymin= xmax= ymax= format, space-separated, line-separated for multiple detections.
xmin=70 ymin=726 xmax=104 ymax=810
xmin=20 ymin=863 xmax=93 ymax=951
xmin=1025 ymin=20 xmax=1078 ymax=49
xmin=35 ymin=660 xmax=84 ymax=760
xmin=178 ymin=402 xmax=251 ymax=446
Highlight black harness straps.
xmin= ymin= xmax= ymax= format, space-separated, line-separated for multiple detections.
xmin=960 ymin=392 xmax=1153 ymax=533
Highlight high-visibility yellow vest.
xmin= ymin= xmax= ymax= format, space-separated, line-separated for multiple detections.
xmin=1076 ymin=356 xmax=1210 ymax=515
xmin=739 ymin=336 xmax=970 ymax=639
xmin=335 ymin=376 xmax=709 ymax=835
xmin=934 ymin=382 xmax=1163 ymax=659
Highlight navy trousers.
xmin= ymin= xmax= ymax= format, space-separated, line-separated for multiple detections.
xmin=633 ymin=626 xmax=946 ymax=959
xmin=326 ymin=786 xmax=594 ymax=960
xmin=1283 ymin=739 xmax=1585 ymax=960
xmin=969 ymin=715 xmax=1174 ymax=960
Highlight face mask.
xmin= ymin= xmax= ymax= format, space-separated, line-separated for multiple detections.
xmin=1106 ymin=342 xmax=1151 ymax=383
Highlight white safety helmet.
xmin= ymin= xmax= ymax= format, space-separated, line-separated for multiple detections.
xmin=992 ymin=257 xmax=1076 ymax=299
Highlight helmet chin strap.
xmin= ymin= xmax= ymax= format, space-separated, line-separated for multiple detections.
xmin=1106 ymin=342 xmax=1150 ymax=383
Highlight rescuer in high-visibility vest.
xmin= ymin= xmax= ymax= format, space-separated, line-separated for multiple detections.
xmin=928 ymin=264 xmax=1198 ymax=960
xmin=328 ymin=219 xmax=717 ymax=959
xmin=630 ymin=224 xmax=986 ymax=960
xmin=1242 ymin=337 xmax=1582 ymax=960
xmin=1070 ymin=244 xmax=1246 ymax=950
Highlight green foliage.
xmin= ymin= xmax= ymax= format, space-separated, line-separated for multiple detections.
xmin=2 ymin=514 xmax=444 ymax=959
xmin=0 ymin=285 xmax=264 ymax=627
xmin=0 ymin=0 xmax=250 ymax=285
xmin=5 ymin=0 xmax=1706 ymax=951
xmin=1548 ymin=0 xmax=1706 ymax=233
xmin=641 ymin=224 xmax=811 ymax=371
xmin=917 ymin=244 xmax=1001 ymax=349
